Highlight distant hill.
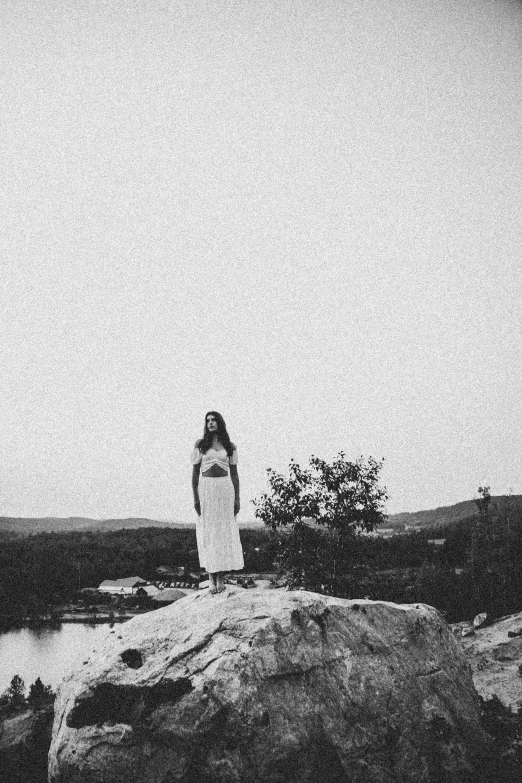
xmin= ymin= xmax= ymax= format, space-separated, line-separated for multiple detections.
xmin=0 ymin=516 xmax=263 ymax=535
xmin=385 ymin=495 xmax=522 ymax=533
xmin=2 ymin=496 xmax=519 ymax=537
xmin=0 ymin=517 xmax=189 ymax=535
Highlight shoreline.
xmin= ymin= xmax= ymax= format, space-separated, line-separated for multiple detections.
xmin=0 ymin=609 xmax=151 ymax=632
xmin=50 ymin=612 xmax=147 ymax=623
xmin=0 ymin=589 xmax=200 ymax=632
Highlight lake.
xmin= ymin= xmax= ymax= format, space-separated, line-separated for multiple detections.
xmin=0 ymin=623 xmax=113 ymax=694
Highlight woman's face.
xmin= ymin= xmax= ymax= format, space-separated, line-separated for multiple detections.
xmin=206 ymin=414 xmax=218 ymax=433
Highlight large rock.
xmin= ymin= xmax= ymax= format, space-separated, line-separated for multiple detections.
xmin=49 ymin=588 xmax=488 ymax=783
xmin=457 ymin=610 xmax=522 ymax=711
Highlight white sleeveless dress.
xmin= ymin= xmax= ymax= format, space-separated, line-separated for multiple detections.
xmin=191 ymin=445 xmax=244 ymax=573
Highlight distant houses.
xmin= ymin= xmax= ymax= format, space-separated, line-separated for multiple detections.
xmin=136 ymin=584 xmax=160 ymax=597
xmin=95 ymin=570 xmax=200 ymax=598
xmin=364 ymin=527 xmax=395 ymax=538
xmin=98 ymin=577 xmax=149 ymax=595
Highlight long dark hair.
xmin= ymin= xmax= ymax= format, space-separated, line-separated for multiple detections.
xmin=198 ymin=411 xmax=235 ymax=457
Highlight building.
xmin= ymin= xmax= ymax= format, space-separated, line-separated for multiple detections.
xmin=377 ymin=528 xmax=395 ymax=537
xmin=135 ymin=584 xmax=160 ymax=597
xmin=98 ymin=577 xmax=148 ymax=595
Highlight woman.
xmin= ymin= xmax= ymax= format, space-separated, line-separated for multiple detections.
xmin=191 ymin=411 xmax=244 ymax=593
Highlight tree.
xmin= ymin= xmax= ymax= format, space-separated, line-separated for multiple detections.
xmin=27 ymin=677 xmax=55 ymax=707
xmin=254 ymin=453 xmax=388 ymax=595
xmin=469 ymin=486 xmax=493 ymax=611
xmin=475 ymin=485 xmax=492 ymax=526
xmin=3 ymin=674 xmax=26 ymax=708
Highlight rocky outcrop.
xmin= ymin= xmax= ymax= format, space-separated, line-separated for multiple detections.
xmin=0 ymin=706 xmax=53 ymax=783
xmin=49 ymin=588 xmax=489 ymax=783
xmin=457 ymin=610 xmax=522 ymax=712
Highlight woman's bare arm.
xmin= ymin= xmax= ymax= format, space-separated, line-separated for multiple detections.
xmin=230 ymin=464 xmax=240 ymax=515
xmin=192 ymin=463 xmax=201 ymax=515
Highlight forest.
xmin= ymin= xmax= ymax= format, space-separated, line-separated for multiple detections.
xmin=354 ymin=491 xmax=522 ymax=621
xmin=1 ymin=492 xmax=522 ymax=626
xmin=0 ymin=526 xmax=277 ymax=626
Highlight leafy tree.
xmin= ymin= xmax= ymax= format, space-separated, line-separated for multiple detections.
xmin=254 ymin=453 xmax=388 ymax=595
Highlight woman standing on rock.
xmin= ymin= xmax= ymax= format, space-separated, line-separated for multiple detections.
xmin=191 ymin=411 xmax=244 ymax=593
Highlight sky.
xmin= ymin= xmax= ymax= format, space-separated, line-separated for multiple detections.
xmin=1 ymin=0 xmax=521 ymax=522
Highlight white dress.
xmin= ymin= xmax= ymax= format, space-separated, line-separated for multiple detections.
xmin=191 ymin=444 xmax=244 ymax=573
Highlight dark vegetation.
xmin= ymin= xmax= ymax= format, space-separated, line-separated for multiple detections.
xmin=358 ymin=488 xmax=522 ymax=622
xmin=478 ymin=696 xmax=522 ymax=782
xmin=1 ymin=675 xmax=55 ymax=712
xmin=1 ymin=489 xmax=522 ymax=626
xmin=0 ymin=526 xmax=277 ymax=627
xmin=0 ymin=676 xmax=55 ymax=783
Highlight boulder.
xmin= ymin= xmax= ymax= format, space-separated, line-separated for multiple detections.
xmin=473 ymin=613 xmax=488 ymax=629
xmin=450 ymin=621 xmax=474 ymax=638
xmin=49 ymin=589 xmax=489 ymax=783
xmin=457 ymin=610 xmax=522 ymax=711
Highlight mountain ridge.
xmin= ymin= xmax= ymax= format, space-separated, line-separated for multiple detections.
xmin=385 ymin=494 xmax=522 ymax=532
xmin=0 ymin=515 xmax=262 ymax=535
xmin=1 ymin=495 xmax=520 ymax=536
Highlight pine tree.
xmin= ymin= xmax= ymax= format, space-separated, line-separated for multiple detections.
xmin=4 ymin=674 xmax=26 ymax=708
xmin=27 ymin=676 xmax=55 ymax=707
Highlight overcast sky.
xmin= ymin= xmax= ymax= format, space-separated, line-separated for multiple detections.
xmin=1 ymin=0 xmax=521 ymax=521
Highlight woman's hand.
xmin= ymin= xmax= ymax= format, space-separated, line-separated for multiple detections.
xmin=234 ymin=498 xmax=240 ymax=516
xmin=194 ymin=500 xmax=201 ymax=516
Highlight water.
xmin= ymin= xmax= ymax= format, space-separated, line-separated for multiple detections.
xmin=0 ymin=623 xmax=113 ymax=694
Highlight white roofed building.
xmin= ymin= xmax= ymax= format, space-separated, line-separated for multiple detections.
xmin=98 ymin=577 xmax=148 ymax=594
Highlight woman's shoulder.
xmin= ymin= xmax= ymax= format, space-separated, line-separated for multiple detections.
xmin=194 ymin=439 xmax=203 ymax=448
xmin=230 ymin=442 xmax=237 ymax=450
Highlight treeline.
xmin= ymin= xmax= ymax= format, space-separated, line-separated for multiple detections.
xmin=1 ymin=494 xmax=522 ymax=626
xmin=353 ymin=491 xmax=522 ymax=621
xmin=0 ymin=675 xmax=55 ymax=783
xmin=0 ymin=527 xmax=277 ymax=624
xmin=1 ymin=675 xmax=54 ymax=712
